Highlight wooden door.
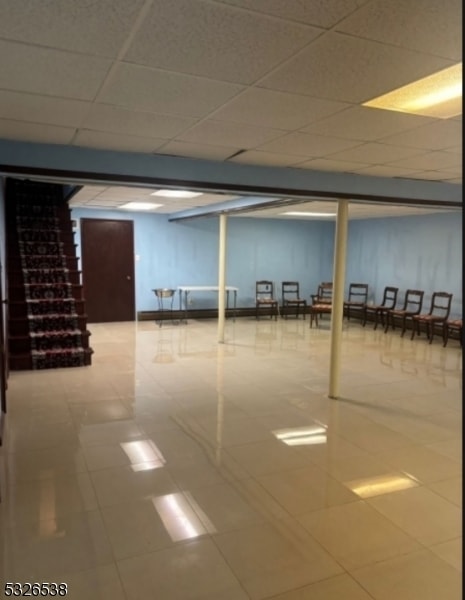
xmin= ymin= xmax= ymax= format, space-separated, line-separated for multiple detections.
xmin=81 ymin=218 xmax=135 ymax=322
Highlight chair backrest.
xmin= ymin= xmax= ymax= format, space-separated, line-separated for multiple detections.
xmin=282 ymin=281 xmax=300 ymax=303
xmin=256 ymin=280 xmax=274 ymax=301
xmin=401 ymin=289 xmax=424 ymax=313
xmin=347 ymin=283 xmax=368 ymax=303
xmin=428 ymin=291 xmax=453 ymax=318
xmin=317 ymin=282 xmax=333 ymax=304
xmin=380 ymin=286 xmax=399 ymax=309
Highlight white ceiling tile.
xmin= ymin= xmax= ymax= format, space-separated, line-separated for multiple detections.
xmin=301 ymin=106 xmax=434 ymax=141
xmin=328 ymin=142 xmax=425 ymax=164
xmin=0 ymin=0 xmax=146 ymax=58
xmin=83 ymin=104 xmax=196 ymax=139
xmin=156 ymin=141 xmax=238 ymax=160
xmin=387 ymin=151 xmax=461 ymax=170
xmin=0 ymin=40 xmax=112 ymax=100
xmin=398 ymin=171 xmax=460 ymax=182
xmin=0 ymin=119 xmax=76 ymax=144
xmin=257 ymin=131 xmax=360 ymax=156
xmin=212 ymin=88 xmax=349 ymax=130
xmin=216 ymin=0 xmax=368 ymax=28
xmin=193 ymin=196 xmax=240 ymax=205
xmin=99 ymin=186 xmax=153 ymax=197
xmin=227 ymin=150 xmax=309 ymax=166
xmin=124 ymin=0 xmax=322 ymax=84
xmin=441 ymin=166 xmax=463 ymax=175
xmin=82 ymin=185 xmax=108 ymax=192
xmin=353 ymin=165 xmax=422 ymax=178
xmin=0 ymin=90 xmax=90 ymax=128
xmin=73 ymin=130 xmax=166 ymax=153
xmin=97 ymin=63 xmax=244 ymax=117
xmin=260 ymin=32 xmax=453 ymax=103
xmin=296 ymin=158 xmax=371 ymax=172
xmin=336 ymin=0 xmax=461 ymax=61
xmin=379 ymin=120 xmax=463 ymax=151
xmin=177 ymin=120 xmax=285 ymax=148
xmin=444 ymin=145 xmax=462 ymax=155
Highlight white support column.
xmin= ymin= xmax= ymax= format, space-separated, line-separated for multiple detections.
xmin=329 ymin=200 xmax=349 ymax=399
xmin=218 ymin=213 xmax=227 ymax=343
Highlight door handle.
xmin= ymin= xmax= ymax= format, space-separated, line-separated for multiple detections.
xmin=126 ymin=276 xmax=131 ymax=281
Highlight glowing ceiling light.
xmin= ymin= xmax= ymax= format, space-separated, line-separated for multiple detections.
xmin=119 ymin=202 xmax=163 ymax=211
xmin=282 ymin=212 xmax=336 ymax=217
xmin=363 ymin=63 xmax=462 ymax=119
xmin=151 ymin=190 xmax=203 ymax=198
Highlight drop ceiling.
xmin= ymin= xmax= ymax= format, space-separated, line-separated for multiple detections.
xmin=68 ymin=184 xmax=456 ymax=220
xmin=0 ymin=0 xmax=461 ymax=219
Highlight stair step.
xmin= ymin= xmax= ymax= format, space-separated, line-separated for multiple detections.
xmin=9 ymin=330 xmax=91 ymax=353
xmin=9 ymin=348 xmax=93 ymax=370
xmin=8 ymin=298 xmax=87 ymax=317
xmin=9 ymin=255 xmax=79 ymax=271
xmin=9 ymin=283 xmax=84 ymax=301
xmin=9 ymin=314 xmax=89 ymax=336
xmin=8 ymin=269 xmax=82 ymax=285
xmin=10 ymin=229 xmax=75 ymax=243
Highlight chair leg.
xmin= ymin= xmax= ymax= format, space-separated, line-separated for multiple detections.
xmin=429 ymin=322 xmax=434 ymax=344
xmin=400 ymin=316 xmax=406 ymax=337
xmin=410 ymin=320 xmax=415 ymax=340
xmin=384 ymin=312 xmax=391 ymax=333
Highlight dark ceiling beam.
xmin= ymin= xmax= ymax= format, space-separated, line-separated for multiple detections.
xmin=0 ymin=140 xmax=462 ymax=212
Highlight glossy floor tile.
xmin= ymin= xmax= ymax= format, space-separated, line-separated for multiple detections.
xmin=0 ymin=319 xmax=462 ymax=599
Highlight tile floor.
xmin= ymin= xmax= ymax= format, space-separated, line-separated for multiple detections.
xmin=0 ymin=317 xmax=462 ymax=599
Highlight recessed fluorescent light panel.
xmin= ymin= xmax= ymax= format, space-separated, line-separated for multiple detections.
xmin=363 ymin=63 xmax=462 ymax=118
xmin=282 ymin=212 xmax=336 ymax=217
xmin=119 ymin=202 xmax=163 ymax=210
xmin=151 ymin=189 xmax=203 ymax=198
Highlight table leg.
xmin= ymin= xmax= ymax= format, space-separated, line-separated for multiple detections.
xmin=184 ymin=291 xmax=189 ymax=323
xmin=233 ymin=290 xmax=237 ymax=321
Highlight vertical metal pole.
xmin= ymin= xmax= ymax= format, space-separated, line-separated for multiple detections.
xmin=218 ymin=213 xmax=227 ymax=343
xmin=329 ymin=200 xmax=349 ymax=399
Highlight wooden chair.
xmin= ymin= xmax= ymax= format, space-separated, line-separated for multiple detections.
xmin=344 ymin=283 xmax=368 ymax=322
xmin=309 ymin=282 xmax=332 ymax=328
xmin=411 ymin=292 xmax=453 ymax=343
xmin=443 ymin=318 xmax=462 ymax=347
xmin=256 ymin=280 xmax=278 ymax=320
xmin=281 ymin=281 xmax=307 ymax=319
xmin=363 ymin=286 xmax=399 ymax=329
xmin=384 ymin=289 xmax=424 ymax=337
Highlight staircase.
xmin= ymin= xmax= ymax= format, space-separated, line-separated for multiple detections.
xmin=6 ymin=178 xmax=93 ymax=370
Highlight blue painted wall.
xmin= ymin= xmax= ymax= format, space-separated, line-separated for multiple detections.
xmin=346 ymin=212 xmax=463 ymax=318
xmin=71 ymin=208 xmax=335 ymax=313
xmin=71 ymin=208 xmax=462 ymax=319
